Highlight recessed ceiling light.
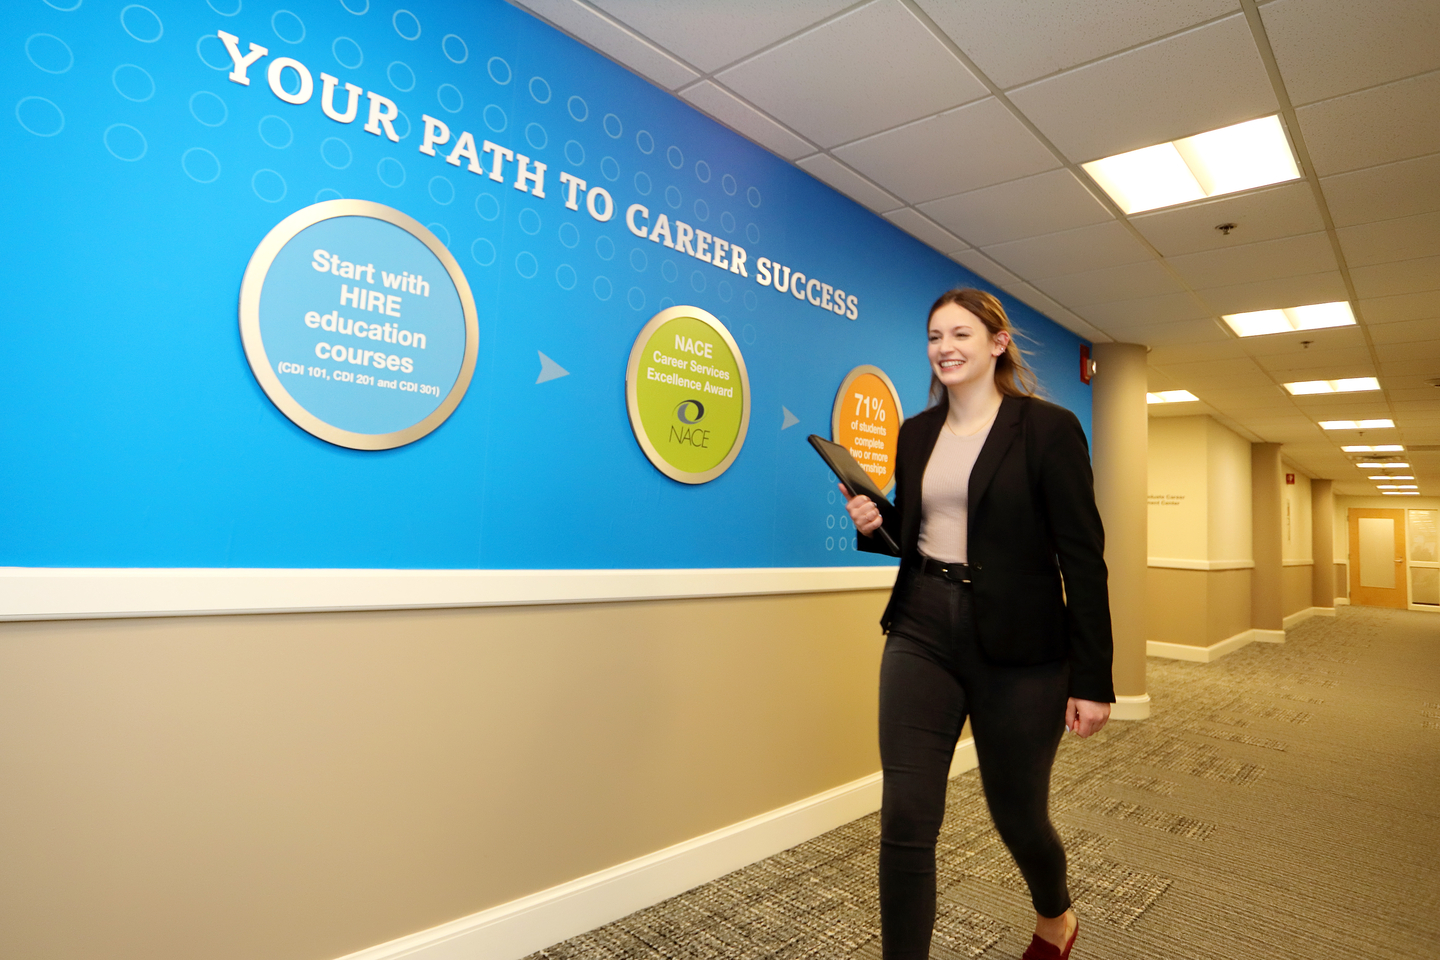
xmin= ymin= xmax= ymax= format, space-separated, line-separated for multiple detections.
xmin=1343 ymin=444 xmax=1405 ymax=452
xmin=1283 ymin=376 xmax=1378 ymax=395
xmin=1147 ymin=390 xmax=1200 ymax=404
xmin=1319 ymin=419 xmax=1394 ymax=430
xmin=1082 ymin=115 xmax=1300 ymax=214
xmin=1369 ymin=475 xmax=1415 ymax=480
xmin=1383 ymin=491 xmax=1421 ymax=496
xmin=1376 ymin=484 xmax=1418 ymax=490
xmin=1224 ymin=301 xmax=1355 ymax=338
xmin=1356 ymin=461 xmax=1408 ymax=469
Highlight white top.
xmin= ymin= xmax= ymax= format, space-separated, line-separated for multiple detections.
xmin=917 ymin=415 xmax=996 ymax=564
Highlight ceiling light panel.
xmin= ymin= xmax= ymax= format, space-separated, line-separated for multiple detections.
xmin=1147 ymin=390 xmax=1200 ymax=404
xmin=1319 ymin=419 xmax=1395 ymax=429
xmin=1283 ymin=376 xmax=1380 ymax=395
xmin=1224 ymin=301 xmax=1355 ymax=337
xmin=1382 ymin=491 xmax=1421 ymax=495
xmin=1342 ymin=444 xmax=1404 ymax=452
xmin=1356 ymin=461 xmax=1409 ymax=468
xmin=1370 ymin=475 xmax=1415 ymax=480
xmin=1376 ymin=485 xmax=1419 ymax=490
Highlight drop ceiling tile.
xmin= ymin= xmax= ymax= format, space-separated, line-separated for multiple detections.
xmin=1239 ymin=324 xmax=1366 ymax=356
xmin=1349 ymin=255 xmax=1440 ymax=299
xmin=1255 ymin=346 xmax=1376 ymax=375
xmin=1359 ymin=291 xmax=1440 ymax=325
xmin=1386 ymin=377 xmax=1440 ymax=394
xmin=948 ymin=249 xmax=1024 ymax=288
xmin=1320 ymin=152 xmax=1440 ymax=227
xmin=833 ymin=98 xmax=1059 ymax=204
xmin=1264 ymin=362 xmax=1381 ymax=383
xmin=1007 ymin=14 xmax=1276 ymax=162
xmin=1368 ymin=317 xmax=1440 ymax=345
xmin=1297 ymin=71 xmax=1440 ymax=176
xmin=1337 ymin=211 xmax=1440 ymax=269
xmin=1129 ymin=182 xmax=1324 ymax=258
xmin=715 ymin=0 xmax=988 ymax=147
xmin=1102 ymin=317 xmax=1233 ymax=346
xmin=1258 ymin=0 xmax=1440 ymax=106
xmin=1079 ymin=292 xmax=1213 ymax=328
xmin=917 ymin=169 xmax=1112 ymax=247
xmin=1167 ymin=232 xmax=1337 ymax=290
xmin=1153 ymin=356 xmax=1269 ymax=380
xmin=591 ymin=0 xmax=854 ymax=73
xmin=1392 ymin=396 xmax=1440 ymax=410
xmin=915 ymin=0 xmax=1238 ymax=90
xmin=883 ymin=208 xmax=966 ymax=253
xmin=680 ymin=82 xmax=815 ymax=159
xmin=1380 ymin=358 xmax=1440 ymax=379
xmin=1036 ymin=260 xmax=1185 ymax=307
xmin=795 ymin=155 xmax=903 ymax=213
xmin=1195 ymin=270 xmax=1348 ymax=315
xmin=1290 ymin=398 xmax=1393 ymax=418
xmin=515 ymin=0 xmax=701 ymax=89
xmin=1376 ymin=339 xmax=1440 ymax=363
xmin=982 ymin=220 xmax=1150 ymax=278
xmin=1148 ymin=339 xmax=1251 ymax=364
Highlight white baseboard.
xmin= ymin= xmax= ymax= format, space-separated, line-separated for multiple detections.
xmin=1147 ymin=626 xmax=1282 ymax=663
xmin=1111 ymin=693 xmax=1151 ymax=720
xmin=335 ymin=742 xmax=978 ymax=960
xmin=1283 ymin=606 xmax=1335 ymax=629
xmin=1335 ymin=597 xmax=1350 ymax=606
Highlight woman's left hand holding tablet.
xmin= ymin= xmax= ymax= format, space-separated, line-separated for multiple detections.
xmin=840 ymin=484 xmax=883 ymax=536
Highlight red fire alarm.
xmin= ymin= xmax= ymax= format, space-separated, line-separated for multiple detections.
xmin=1079 ymin=344 xmax=1093 ymax=384
xmin=1286 ymin=473 xmax=1295 ymax=484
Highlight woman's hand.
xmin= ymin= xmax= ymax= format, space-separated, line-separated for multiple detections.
xmin=1065 ymin=698 xmax=1110 ymax=738
xmin=840 ymin=484 xmax=884 ymax=536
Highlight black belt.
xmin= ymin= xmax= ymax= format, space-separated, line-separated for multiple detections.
xmin=918 ymin=557 xmax=973 ymax=583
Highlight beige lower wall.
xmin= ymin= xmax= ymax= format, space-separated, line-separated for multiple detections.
xmin=1147 ymin=567 xmax=1252 ymax=648
xmin=0 ymin=590 xmax=890 ymax=960
xmin=1282 ymin=564 xmax=1313 ymax=617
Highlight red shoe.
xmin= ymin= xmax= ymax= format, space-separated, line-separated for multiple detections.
xmin=1021 ymin=916 xmax=1079 ymax=960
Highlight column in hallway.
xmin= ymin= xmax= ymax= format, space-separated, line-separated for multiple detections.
xmin=1090 ymin=343 xmax=1148 ymax=718
xmin=1251 ymin=443 xmax=1285 ymax=638
xmin=1311 ymin=479 xmax=1335 ymax=609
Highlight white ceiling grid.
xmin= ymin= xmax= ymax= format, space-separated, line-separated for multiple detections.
xmin=509 ymin=0 xmax=1440 ymax=498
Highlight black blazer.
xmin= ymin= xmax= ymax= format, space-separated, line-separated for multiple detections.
xmin=858 ymin=394 xmax=1115 ymax=703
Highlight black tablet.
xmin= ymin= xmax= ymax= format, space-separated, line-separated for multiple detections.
xmin=808 ymin=434 xmax=900 ymax=553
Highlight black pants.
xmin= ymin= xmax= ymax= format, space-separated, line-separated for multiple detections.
xmin=879 ymin=566 xmax=1071 ymax=960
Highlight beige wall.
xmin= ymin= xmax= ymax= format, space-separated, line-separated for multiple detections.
xmin=1146 ymin=567 xmax=1251 ymax=648
xmin=0 ymin=590 xmax=889 ymax=960
xmin=1147 ymin=416 xmax=1207 ymax=560
xmin=1282 ymin=564 xmax=1313 ymax=616
xmin=1206 ymin=419 xmax=1253 ymax=562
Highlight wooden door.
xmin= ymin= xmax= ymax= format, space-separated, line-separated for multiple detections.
xmin=1349 ymin=508 xmax=1407 ymax=608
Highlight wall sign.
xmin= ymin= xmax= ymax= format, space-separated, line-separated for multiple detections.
xmin=239 ymin=200 xmax=479 ymax=450
xmin=626 ymin=306 xmax=750 ymax=484
xmin=831 ymin=366 xmax=903 ymax=494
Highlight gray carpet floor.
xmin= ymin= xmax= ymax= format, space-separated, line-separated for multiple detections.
xmin=529 ymin=606 xmax=1440 ymax=959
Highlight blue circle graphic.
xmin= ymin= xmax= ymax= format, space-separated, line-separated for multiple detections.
xmin=104 ymin=123 xmax=147 ymax=161
xmin=746 ymin=223 xmax=760 ymax=244
xmin=393 ymin=9 xmax=421 ymax=40
xmin=333 ymin=37 xmax=363 ymax=69
xmin=320 ymin=136 xmax=352 ymax=169
xmin=392 ymin=111 xmax=411 ymax=140
xmin=515 ymin=251 xmax=538 ymax=279
xmin=718 ymin=280 xmax=732 ymax=302
xmin=488 ymin=56 xmax=512 ymax=85
xmin=567 ymin=96 xmax=588 ymax=122
xmin=690 ymin=271 xmax=705 ymax=293
xmin=525 ymin=122 xmax=547 ymax=150
xmin=593 ymin=276 xmax=612 ymax=301
xmin=316 ymin=188 xmax=342 ymax=201
xmin=694 ymin=199 xmax=709 ymax=221
xmin=665 ymin=186 xmax=681 ymax=209
xmin=743 ymin=291 xmax=758 ymax=311
xmin=627 ymin=287 xmax=645 ymax=311
xmin=742 ymin=322 xmax=756 ymax=342
xmin=634 ymin=171 xmax=651 ymax=196
xmin=340 ymin=0 xmax=368 ymax=13
xmin=437 ymin=84 xmax=463 ymax=114
xmin=529 ymin=76 xmax=550 ymax=103
xmin=636 ymin=130 xmax=654 ymax=154
xmin=207 ymin=0 xmax=242 ymax=14
xmin=272 ymin=10 xmax=304 ymax=44
xmin=722 ymin=173 xmax=737 ymax=195
xmin=564 ymin=139 xmax=584 ymax=166
xmin=377 ymin=157 xmax=405 ymax=188
xmin=259 ymin=114 xmax=293 ymax=149
xmin=197 ymin=34 xmax=231 ymax=70
xmin=659 ymin=297 xmax=675 ymax=310
xmin=429 ymin=175 xmax=455 ymax=205
xmin=475 ymin=193 xmax=500 ymax=221
xmin=555 ymin=264 xmax=576 ymax=290
xmin=720 ymin=211 xmax=735 ymax=233
xmin=114 ymin=64 xmax=155 ymax=102
xmin=120 ymin=5 xmax=163 ymax=43
xmin=483 ymin=105 xmax=506 ymax=132
xmin=667 ymin=145 xmax=683 ymax=169
xmin=558 ymin=222 xmax=579 ymax=248
xmin=15 ymin=97 xmax=64 ymax=137
xmin=661 ymin=260 xmax=678 ymax=283
xmin=695 ymin=160 xmax=711 ymax=183
xmin=251 ymin=168 xmax=286 ymax=202
xmin=427 ymin=222 xmax=449 ymax=247
xmin=603 ymin=113 xmax=622 ymax=138
xmin=595 ymin=235 xmax=614 ymax=260
xmin=45 ymin=0 xmax=84 ymax=9
xmin=26 ymin=34 xmax=74 ymax=74
xmin=629 ymin=248 xmax=647 ymax=272
xmin=387 ymin=61 xmax=415 ymax=92
xmin=471 ymin=237 xmax=496 ymax=266
xmin=518 ymin=208 xmax=542 ymax=235
xmin=182 ymin=147 xmax=222 ymax=183
xmin=601 ymin=156 xmax=619 ymax=182
xmin=747 ymin=187 xmax=762 ymax=208
xmin=442 ymin=34 xmax=468 ymax=64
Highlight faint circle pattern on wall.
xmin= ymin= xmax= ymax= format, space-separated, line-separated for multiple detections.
xmin=743 ymin=290 xmax=757 ymax=311
xmin=693 ymin=199 xmax=709 ymax=221
xmin=555 ymin=264 xmax=577 ymax=290
xmin=470 ymin=237 xmax=496 ymax=266
xmin=694 ymin=160 xmax=711 ymax=183
xmin=633 ymin=171 xmax=651 ymax=196
xmin=487 ymin=56 xmax=511 ymax=85
xmin=197 ymin=34 xmax=231 ymax=69
xmin=320 ymin=136 xmax=351 ymax=169
xmin=207 ymin=0 xmax=242 ymax=16
xmin=721 ymin=173 xmax=737 ymax=195
xmin=742 ymin=322 xmax=756 ymax=343
xmin=828 ymin=489 xmax=837 ymax=505
xmin=437 ymin=83 xmax=463 ymax=114
xmin=840 ymin=536 xmax=848 ymax=550
xmin=525 ymin=122 xmax=546 ymax=150
xmin=690 ymin=270 xmax=705 ymax=293
xmin=627 ymin=287 xmax=645 ymax=311
xmin=602 ymin=113 xmax=622 ymax=138
xmin=251 ymin=168 xmax=286 ymax=202
xmin=720 ymin=211 xmax=735 ymax=233
xmin=564 ymin=139 xmax=584 ymax=166
xmin=120 ymin=5 xmax=163 ymax=43
xmin=271 ymin=10 xmax=304 ymax=44
xmin=103 ymin=123 xmax=147 ymax=161
xmin=442 ymin=33 xmax=468 ymax=63
xmin=746 ymin=222 xmax=760 ymax=244
xmin=666 ymin=145 xmax=683 ymax=169
xmin=593 ymin=276 xmax=612 ymax=301
xmin=483 ymin=104 xmax=506 ymax=132
xmin=747 ymin=186 xmax=762 ymax=207
xmin=376 ymin=156 xmax=405 ymax=188
xmin=339 ymin=0 xmax=369 ymax=14
xmin=659 ymin=296 xmax=675 ymax=310
xmin=181 ymin=146 xmax=221 ymax=183
xmin=827 ymin=515 xmax=835 ymax=529
xmin=428 ymin=174 xmax=454 ymax=205
xmin=665 ymin=185 xmax=680 ymax=209
xmin=558 ymin=221 xmax=579 ymax=248
xmin=113 ymin=64 xmax=155 ymax=102
xmin=15 ymin=97 xmax=64 ymax=137
xmin=600 ymin=156 xmax=619 ymax=182
xmin=427 ymin=222 xmax=449 ymax=247
xmin=332 ymin=37 xmax=363 ymax=69
xmin=661 ymin=259 xmax=677 ymax=283
xmin=387 ymin=60 xmax=415 ymax=92
xmin=44 ymin=0 xmax=84 ymax=10
xmin=518 ymin=208 xmax=542 ymax=235
xmin=718 ymin=280 xmax=732 ymax=302
xmin=26 ymin=34 xmax=74 ymax=74
xmin=475 ymin=192 xmax=500 ymax=221
xmin=392 ymin=110 xmax=411 ymax=139
xmin=826 ymin=537 xmax=835 ymax=551
xmin=567 ymin=95 xmax=587 ymax=122
xmin=393 ymin=9 xmax=421 ymax=41
xmin=529 ymin=76 xmax=550 ymax=103
xmin=258 ymin=114 xmax=293 ymax=149
xmin=595 ymin=235 xmax=615 ymax=260
xmin=629 ymin=248 xmax=647 ymax=272
xmin=515 ymin=251 xmax=538 ymax=279
xmin=635 ymin=130 xmax=654 ymax=154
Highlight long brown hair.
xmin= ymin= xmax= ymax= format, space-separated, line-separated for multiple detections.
xmin=926 ymin=288 xmax=1038 ymax=408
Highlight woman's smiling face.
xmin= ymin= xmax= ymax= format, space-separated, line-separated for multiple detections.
xmin=927 ymin=302 xmax=1008 ymax=393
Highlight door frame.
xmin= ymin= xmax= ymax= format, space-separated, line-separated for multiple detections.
xmin=1349 ymin=508 xmax=1407 ymax=609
